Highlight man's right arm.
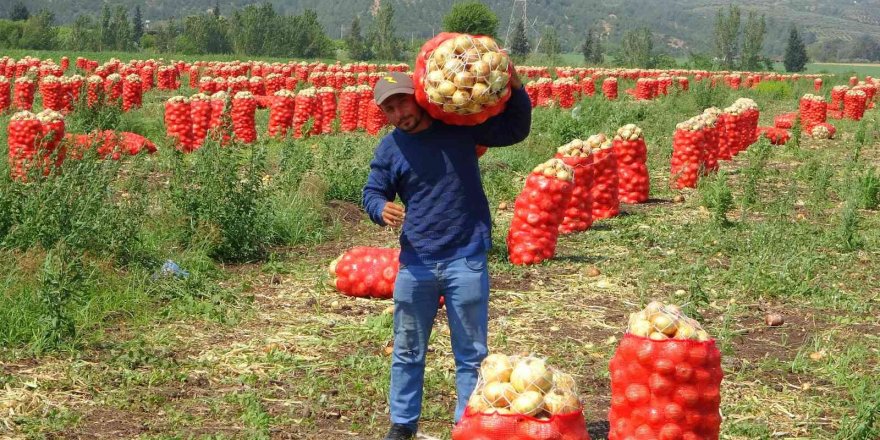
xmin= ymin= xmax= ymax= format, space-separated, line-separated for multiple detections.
xmin=362 ymin=142 xmax=397 ymax=227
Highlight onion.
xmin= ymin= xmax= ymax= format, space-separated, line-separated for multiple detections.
xmin=470 ymin=61 xmax=491 ymax=78
xmin=482 ymin=52 xmax=503 ymax=70
xmin=649 ymin=331 xmax=668 ymax=341
xmin=675 ymin=322 xmax=696 ymax=339
xmin=480 ymin=353 xmax=513 ymax=383
xmin=471 ymin=82 xmax=490 ymax=103
xmin=443 ymin=59 xmax=464 ymax=78
xmin=510 ymin=390 xmax=544 ymax=416
xmin=510 ymin=358 xmax=554 ymax=394
xmin=483 ymin=381 xmax=517 ymax=407
xmin=426 ymin=69 xmax=445 ymax=86
xmin=630 ymin=318 xmax=652 ymax=337
xmin=451 ymin=89 xmax=470 ymax=105
xmin=543 ymin=389 xmax=580 ymax=415
xmin=467 ymin=392 xmax=491 ymax=412
xmin=487 ymin=71 xmax=509 ymax=93
xmin=453 ymin=71 xmax=475 ymax=88
xmin=328 ymin=257 xmax=340 ymax=277
xmin=462 ymin=48 xmax=482 ymax=63
xmin=552 ymin=371 xmax=577 ymax=393
xmin=426 ymin=87 xmax=444 ymax=103
xmin=652 ymin=313 xmax=678 ymax=336
xmin=453 ymin=35 xmax=474 ymax=53
xmin=474 ymin=36 xmax=499 ymax=52
xmin=433 ymin=41 xmax=455 ymax=65
xmin=436 ymin=80 xmax=456 ymax=97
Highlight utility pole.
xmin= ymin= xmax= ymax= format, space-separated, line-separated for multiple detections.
xmin=505 ymin=0 xmax=541 ymax=52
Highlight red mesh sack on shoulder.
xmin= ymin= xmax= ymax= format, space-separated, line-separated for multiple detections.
xmin=328 ymin=247 xmax=400 ymax=299
xmin=507 ymin=159 xmax=574 ymax=265
xmin=414 ymin=32 xmax=513 ymax=126
xmin=555 ymin=139 xmax=594 ymax=234
xmin=609 ymin=303 xmax=723 ymax=440
xmin=613 ymin=125 xmax=650 ymax=204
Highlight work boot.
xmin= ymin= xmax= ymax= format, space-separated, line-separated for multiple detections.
xmin=383 ymin=423 xmax=416 ymax=440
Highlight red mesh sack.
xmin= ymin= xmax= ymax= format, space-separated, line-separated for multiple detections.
xmin=700 ymin=109 xmax=721 ymax=175
xmin=164 ymin=96 xmax=194 ymax=152
xmin=555 ymin=139 xmax=594 ymax=234
xmin=773 ymin=112 xmax=796 ymax=129
xmin=810 ymin=123 xmax=836 ymax=140
xmin=357 ymin=85 xmax=372 ymax=130
xmin=208 ymin=91 xmax=232 ymax=144
xmin=553 ymin=79 xmax=576 ymax=108
xmin=589 ymin=135 xmax=620 ymax=220
xmin=13 ymin=77 xmax=35 ymax=111
xmin=0 ymin=76 xmax=10 ymax=112
xmin=613 ymin=125 xmax=650 ymax=204
xmin=140 ymin=65 xmax=154 ymax=91
xmin=231 ymin=91 xmax=257 ymax=143
xmin=248 ymin=77 xmax=266 ymax=96
xmin=830 ymin=86 xmax=848 ymax=111
xmin=603 ymin=77 xmax=618 ymax=100
xmin=609 ymin=302 xmax=723 ymax=440
xmin=525 ymin=82 xmax=539 ymax=108
xmin=366 ymin=96 xmax=388 ymax=135
xmin=104 ymin=74 xmax=123 ymax=102
xmin=338 ymin=86 xmax=360 ymax=132
xmin=507 ymin=159 xmax=574 ymax=265
xmin=536 ymin=79 xmax=553 ymax=107
xmin=122 ymin=74 xmax=143 ymax=112
xmin=844 ymin=89 xmax=867 ymax=121
xmin=635 ymin=78 xmax=653 ymax=100
xmin=737 ymin=100 xmax=760 ymax=153
xmin=757 ymin=127 xmax=790 ymax=145
xmin=670 ymin=117 xmax=706 ymax=189
xmin=453 ymin=354 xmax=591 ymax=440
xmin=328 ymin=247 xmax=399 ymax=298
xmin=813 ymin=78 xmax=822 ymax=92
xmin=317 ymin=87 xmax=337 ymax=135
xmin=268 ymin=90 xmax=295 ymax=138
xmin=7 ymin=111 xmax=44 ymax=180
xmin=677 ymin=77 xmax=689 ymax=91
xmin=39 ymin=76 xmax=64 ymax=111
xmin=581 ymin=76 xmax=596 ymax=97
xmin=190 ymin=93 xmax=212 ymax=148
xmin=293 ymin=88 xmax=317 ymax=139
xmin=414 ymin=32 xmax=513 ymax=126
xmin=798 ymin=94 xmax=826 ymax=131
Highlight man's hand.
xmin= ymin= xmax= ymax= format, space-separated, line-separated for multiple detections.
xmin=508 ymin=61 xmax=523 ymax=89
xmin=382 ymin=202 xmax=405 ymax=227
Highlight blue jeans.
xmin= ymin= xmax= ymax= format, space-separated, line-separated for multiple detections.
xmin=389 ymin=252 xmax=489 ymax=431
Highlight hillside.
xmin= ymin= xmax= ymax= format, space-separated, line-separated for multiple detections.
xmin=6 ymin=0 xmax=880 ymax=56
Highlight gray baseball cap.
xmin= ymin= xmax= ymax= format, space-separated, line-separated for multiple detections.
xmin=373 ymin=72 xmax=415 ymax=105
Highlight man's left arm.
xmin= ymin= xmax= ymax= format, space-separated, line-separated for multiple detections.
xmin=472 ymin=68 xmax=532 ymax=147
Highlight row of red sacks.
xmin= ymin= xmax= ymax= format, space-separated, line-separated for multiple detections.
xmin=7 ymin=110 xmax=155 ymax=179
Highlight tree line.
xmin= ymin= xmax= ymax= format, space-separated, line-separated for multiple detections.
xmin=1 ymin=0 xmax=865 ymax=72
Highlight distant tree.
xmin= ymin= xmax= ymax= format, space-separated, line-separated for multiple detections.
xmin=177 ymin=14 xmax=230 ymax=54
xmin=155 ymin=17 xmax=180 ymax=53
xmin=441 ymin=1 xmax=499 ymax=38
xmin=687 ymin=51 xmax=715 ymax=70
xmin=847 ymin=34 xmax=880 ymax=62
xmin=581 ymin=28 xmax=594 ymax=63
xmin=508 ymin=18 xmax=530 ymax=57
xmin=100 ymin=4 xmax=112 ymax=49
xmin=229 ymin=3 xmax=276 ymax=55
xmin=109 ymin=6 xmax=132 ymax=50
xmin=581 ymin=28 xmax=603 ymax=64
xmin=9 ymin=1 xmax=29 ymax=21
xmin=132 ymin=5 xmax=144 ymax=46
xmin=621 ymin=27 xmax=654 ymax=68
xmin=783 ymin=25 xmax=808 ymax=72
xmin=542 ymin=26 xmax=561 ymax=64
xmin=19 ymin=10 xmax=57 ymax=49
xmin=66 ymin=15 xmax=102 ymax=51
xmin=213 ymin=0 xmax=221 ymax=17
xmin=713 ymin=5 xmax=741 ymax=69
xmin=368 ymin=3 xmax=402 ymax=60
xmin=346 ymin=15 xmax=372 ymax=60
xmin=740 ymin=11 xmax=765 ymax=70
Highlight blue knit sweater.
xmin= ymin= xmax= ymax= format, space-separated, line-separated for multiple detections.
xmin=362 ymin=86 xmax=532 ymax=265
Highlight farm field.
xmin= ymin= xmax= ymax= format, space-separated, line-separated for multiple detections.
xmin=0 ymin=54 xmax=879 ymax=440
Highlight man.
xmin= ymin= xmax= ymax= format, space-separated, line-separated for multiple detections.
xmin=363 ymin=68 xmax=531 ymax=440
